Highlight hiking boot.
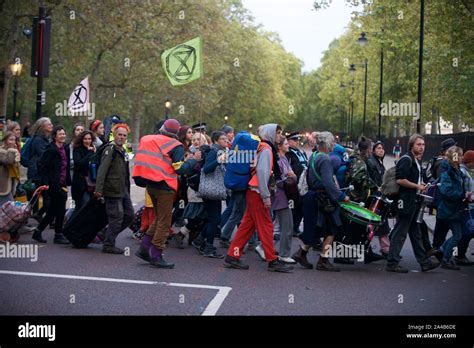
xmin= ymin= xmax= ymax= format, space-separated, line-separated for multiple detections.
xmin=427 ymin=247 xmax=443 ymax=262
xmin=149 ymin=246 xmax=174 ymax=269
xmin=292 ymin=247 xmax=313 ymax=269
xmin=334 ymin=257 xmax=355 ymax=265
xmin=174 ymin=232 xmax=185 ymax=249
xmin=223 ymin=255 xmax=249 ymax=270
xmin=32 ymin=229 xmax=47 ymax=243
xmin=54 ymin=234 xmax=70 ymax=245
xmin=102 ymin=246 xmax=125 ymax=255
xmin=421 ymin=259 xmax=440 ymax=272
xmin=202 ymin=244 xmax=224 ymax=259
xmin=386 ymin=264 xmax=409 ymax=273
xmin=364 ymin=248 xmax=384 ymax=264
xmin=454 ymin=257 xmax=474 ymax=266
xmin=441 ymin=260 xmax=460 ymax=270
xmin=316 ymin=257 xmax=340 ymax=272
xmin=268 ymin=258 xmax=294 ymax=273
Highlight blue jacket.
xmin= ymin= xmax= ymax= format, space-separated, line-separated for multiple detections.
xmin=437 ymin=161 xmax=466 ymax=221
xmin=26 ymin=134 xmax=50 ymax=181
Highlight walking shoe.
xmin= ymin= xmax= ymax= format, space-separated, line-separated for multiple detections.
xmin=292 ymin=247 xmax=313 ymax=269
xmin=191 ymin=235 xmax=204 ymax=252
xmin=32 ymin=229 xmax=47 ymax=243
xmin=334 ymin=257 xmax=355 ymax=265
xmin=268 ymin=258 xmax=294 ymax=273
xmin=54 ymin=234 xmax=70 ymax=245
xmin=219 ymin=239 xmax=231 ymax=248
xmin=102 ymin=246 xmax=125 ymax=254
xmin=135 ymin=246 xmax=150 ymax=262
xmin=441 ymin=260 xmax=460 ymax=270
xmin=255 ymin=244 xmax=266 ymax=261
xmin=454 ymin=257 xmax=474 ymax=266
xmin=174 ymin=232 xmax=185 ymax=249
xmin=316 ymin=257 xmax=340 ymax=272
xmin=364 ymin=248 xmax=384 ymax=264
xmin=223 ymin=255 xmax=249 ymax=270
xmin=202 ymin=244 xmax=224 ymax=259
xmin=279 ymin=256 xmax=296 ymax=264
xmin=149 ymin=246 xmax=174 ymax=269
xmin=421 ymin=260 xmax=440 ymax=272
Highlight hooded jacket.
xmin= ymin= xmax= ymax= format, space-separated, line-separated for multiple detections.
xmin=437 ymin=161 xmax=466 ymax=220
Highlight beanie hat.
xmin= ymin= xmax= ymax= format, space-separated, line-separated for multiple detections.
xmin=464 ymin=150 xmax=474 ymax=164
xmin=221 ymin=125 xmax=234 ymax=134
xmin=163 ymin=119 xmax=180 ymax=134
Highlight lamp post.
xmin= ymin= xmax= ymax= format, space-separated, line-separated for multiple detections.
xmin=165 ymin=99 xmax=171 ymax=119
xmin=9 ymin=62 xmax=23 ymax=122
xmin=349 ymin=61 xmax=368 ymax=136
xmin=416 ymin=0 xmax=425 ymax=133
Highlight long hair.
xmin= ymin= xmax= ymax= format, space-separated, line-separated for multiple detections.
xmin=73 ymin=130 xmax=96 ymax=149
xmin=29 ymin=117 xmax=52 ymax=137
xmin=1 ymin=131 xmax=17 ymax=149
xmin=71 ymin=123 xmax=84 ymax=141
xmin=408 ymin=133 xmax=424 ymax=151
xmin=446 ymin=146 xmax=463 ymax=168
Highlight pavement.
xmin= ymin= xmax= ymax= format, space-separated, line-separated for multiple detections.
xmin=1 ymin=154 xmax=473 ymax=316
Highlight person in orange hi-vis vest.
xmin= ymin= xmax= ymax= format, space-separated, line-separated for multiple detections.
xmin=133 ymin=119 xmax=198 ymax=269
xmin=224 ymin=123 xmax=294 ymax=273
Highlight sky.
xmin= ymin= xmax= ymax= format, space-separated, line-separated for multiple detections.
xmin=241 ymin=0 xmax=354 ymax=72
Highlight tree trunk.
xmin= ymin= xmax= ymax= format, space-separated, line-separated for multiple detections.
xmin=0 ymin=70 xmax=9 ymax=118
xmin=131 ymin=96 xmax=143 ymax=146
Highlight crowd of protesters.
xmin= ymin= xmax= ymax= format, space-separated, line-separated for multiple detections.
xmin=0 ymin=116 xmax=473 ymax=274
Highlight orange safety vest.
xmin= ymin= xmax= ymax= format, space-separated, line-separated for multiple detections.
xmin=248 ymin=142 xmax=273 ymax=188
xmin=132 ymin=135 xmax=182 ymax=191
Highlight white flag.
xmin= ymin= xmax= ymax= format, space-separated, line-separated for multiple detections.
xmin=68 ymin=77 xmax=89 ymax=114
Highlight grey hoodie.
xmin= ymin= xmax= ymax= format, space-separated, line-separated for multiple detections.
xmin=252 ymin=123 xmax=277 ymax=201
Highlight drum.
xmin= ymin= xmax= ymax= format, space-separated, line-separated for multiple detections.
xmin=366 ymin=195 xmax=392 ymax=221
xmin=339 ymin=201 xmax=382 ymax=226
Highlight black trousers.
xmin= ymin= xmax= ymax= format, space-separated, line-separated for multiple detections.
xmin=37 ymin=189 xmax=67 ymax=234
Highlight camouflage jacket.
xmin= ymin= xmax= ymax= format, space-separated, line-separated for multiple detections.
xmin=348 ymin=156 xmax=378 ymax=202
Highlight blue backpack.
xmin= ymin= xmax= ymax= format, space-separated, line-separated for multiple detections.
xmin=224 ymin=131 xmax=260 ymax=190
xmin=20 ymin=137 xmax=34 ymax=167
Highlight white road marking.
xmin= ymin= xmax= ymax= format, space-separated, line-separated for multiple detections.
xmin=0 ymin=270 xmax=231 ymax=316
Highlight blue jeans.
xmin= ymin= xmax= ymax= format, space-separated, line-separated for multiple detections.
xmin=299 ymin=190 xmax=321 ymax=247
xmin=202 ymin=199 xmax=222 ymax=245
xmin=220 ymin=195 xmax=234 ymax=227
xmin=441 ymin=219 xmax=463 ymax=262
xmin=221 ymin=191 xmax=246 ymax=241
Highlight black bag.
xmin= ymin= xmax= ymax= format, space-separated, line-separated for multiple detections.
xmin=63 ymin=198 xmax=108 ymax=248
xmin=315 ymin=190 xmax=337 ymax=213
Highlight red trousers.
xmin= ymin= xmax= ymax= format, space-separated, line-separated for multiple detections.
xmin=227 ymin=190 xmax=277 ymax=262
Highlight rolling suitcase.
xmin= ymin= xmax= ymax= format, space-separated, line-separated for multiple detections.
xmin=63 ymin=197 xmax=108 ymax=248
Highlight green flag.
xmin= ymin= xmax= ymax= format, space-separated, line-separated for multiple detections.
xmin=161 ymin=37 xmax=203 ymax=86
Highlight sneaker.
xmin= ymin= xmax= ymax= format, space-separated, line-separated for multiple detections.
xmin=191 ymin=236 xmax=204 ymax=252
xmin=441 ymin=260 xmax=460 ymax=270
xmin=386 ymin=264 xmax=409 ymax=273
xmin=454 ymin=257 xmax=474 ymax=266
xmin=135 ymin=246 xmax=151 ymax=262
xmin=102 ymin=246 xmax=125 ymax=255
xmin=255 ymin=244 xmax=266 ymax=261
xmin=364 ymin=248 xmax=385 ymax=264
xmin=279 ymin=256 xmax=296 ymax=264
xmin=421 ymin=260 xmax=440 ymax=272
xmin=223 ymin=255 xmax=249 ymax=270
xmin=268 ymin=258 xmax=294 ymax=273
xmin=202 ymin=245 xmax=224 ymax=259
xmin=53 ymin=234 xmax=70 ymax=245
xmin=174 ymin=232 xmax=185 ymax=249
xmin=316 ymin=257 xmax=340 ymax=272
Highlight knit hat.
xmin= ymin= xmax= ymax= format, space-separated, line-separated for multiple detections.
xmin=464 ymin=150 xmax=474 ymax=164
xmin=163 ymin=119 xmax=180 ymax=134
xmin=221 ymin=125 xmax=234 ymax=134
xmin=372 ymin=140 xmax=384 ymax=152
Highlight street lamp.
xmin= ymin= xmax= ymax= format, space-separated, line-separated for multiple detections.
xmin=357 ymin=32 xmax=368 ymax=47
xmin=224 ymin=114 xmax=229 ymax=122
xmin=9 ymin=62 xmax=23 ymax=122
xmin=349 ymin=60 xmax=368 ymax=135
xmin=164 ymin=99 xmax=171 ymax=119
xmin=248 ymin=123 xmax=253 ymax=129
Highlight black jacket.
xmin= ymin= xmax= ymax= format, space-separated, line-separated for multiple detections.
xmin=395 ymin=152 xmax=421 ymax=217
xmin=39 ymin=142 xmax=71 ymax=192
xmin=286 ymin=147 xmax=308 ymax=180
xmin=27 ymin=134 xmax=50 ymax=181
xmin=367 ymin=154 xmax=385 ymax=187
xmin=72 ymin=145 xmax=94 ymax=202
